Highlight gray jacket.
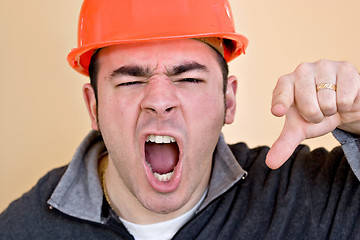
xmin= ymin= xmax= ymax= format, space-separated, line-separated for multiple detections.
xmin=1 ymin=129 xmax=360 ymax=239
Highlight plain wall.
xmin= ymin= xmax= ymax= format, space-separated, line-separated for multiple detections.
xmin=1 ymin=0 xmax=359 ymax=212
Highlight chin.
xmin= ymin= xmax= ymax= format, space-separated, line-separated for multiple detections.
xmin=141 ymin=193 xmax=188 ymax=215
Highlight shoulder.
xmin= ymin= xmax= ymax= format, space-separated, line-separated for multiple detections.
xmin=228 ymin=141 xmax=356 ymax=189
xmin=0 ymin=166 xmax=67 ymax=239
xmin=228 ymin=141 xmax=348 ymax=175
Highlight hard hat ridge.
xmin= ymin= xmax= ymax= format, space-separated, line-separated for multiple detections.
xmin=67 ymin=0 xmax=249 ymax=76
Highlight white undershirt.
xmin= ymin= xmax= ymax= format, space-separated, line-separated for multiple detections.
xmin=119 ymin=190 xmax=207 ymax=240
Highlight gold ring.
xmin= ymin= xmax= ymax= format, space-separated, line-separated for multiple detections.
xmin=316 ymin=83 xmax=336 ymax=91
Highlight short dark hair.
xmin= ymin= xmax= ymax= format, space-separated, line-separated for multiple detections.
xmin=88 ymin=49 xmax=101 ymax=102
xmin=88 ymin=44 xmax=229 ymax=102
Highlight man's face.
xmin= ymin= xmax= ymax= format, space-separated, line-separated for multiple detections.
xmin=84 ymin=39 xmax=237 ymax=219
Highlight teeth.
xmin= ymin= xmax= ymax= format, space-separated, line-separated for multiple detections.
xmin=155 ymin=135 xmax=162 ymax=143
xmin=146 ymin=135 xmax=176 ymax=143
xmin=146 ymin=161 xmax=175 ymax=182
xmin=154 ymin=171 xmax=174 ymax=182
xmin=163 ymin=136 xmax=171 ymax=143
xmin=149 ymin=135 xmax=156 ymax=142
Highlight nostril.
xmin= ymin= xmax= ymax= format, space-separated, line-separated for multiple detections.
xmin=144 ymin=106 xmax=175 ymax=116
xmin=165 ymin=107 xmax=174 ymax=113
xmin=149 ymin=108 xmax=157 ymax=113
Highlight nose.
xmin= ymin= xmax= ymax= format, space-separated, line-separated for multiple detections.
xmin=140 ymin=77 xmax=180 ymax=118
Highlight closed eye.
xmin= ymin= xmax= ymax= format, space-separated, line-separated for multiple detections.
xmin=116 ymin=81 xmax=145 ymax=87
xmin=178 ymin=78 xmax=203 ymax=83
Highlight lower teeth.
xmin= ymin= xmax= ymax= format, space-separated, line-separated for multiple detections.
xmin=146 ymin=161 xmax=175 ymax=182
xmin=154 ymin=171 xmax=174 ymax=182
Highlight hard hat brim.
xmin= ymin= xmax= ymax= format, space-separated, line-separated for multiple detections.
xmin=67 ymin=32 xmax=248 ymax=76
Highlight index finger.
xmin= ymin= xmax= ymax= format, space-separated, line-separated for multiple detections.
xmin=271 ymin=74 xmax=295 ymax=117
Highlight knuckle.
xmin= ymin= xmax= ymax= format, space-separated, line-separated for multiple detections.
xmin=338 ymin=61 xmax=356 ymax=72
xmin=301 ymin=105 xmax=323 ymax=123
xmin=337 ymin=96 xmax=353 ymax=112
xmin=320 ymin=101 xmax=334 ymax=111
xmin=313 ymin=59 xmax=337 ymax=75
xmin=337 ymin=62 xmax=359 ymax=81
xmin=294 ymin=62 xmax=312 ymax=76
xmin=276 ymin=74 xmax=291 ymax=85
xmin=320 ymin=104 xmax=337 ymax=116
xmin=306 ymin=107 xmax=320 ymax=117
xmin=315 ymin=59 xmax=332 ymax=68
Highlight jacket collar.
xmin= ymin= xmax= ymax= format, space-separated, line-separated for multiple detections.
xmin=48 ymin=131 xmax=246 ymax=223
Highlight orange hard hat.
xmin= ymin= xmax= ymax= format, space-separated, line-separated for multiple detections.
xmin=67 ymin=0 xmax=249 ymax=76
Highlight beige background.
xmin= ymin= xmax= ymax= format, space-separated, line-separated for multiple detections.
xmin=1 ymin=0 xmax=359 ymax=212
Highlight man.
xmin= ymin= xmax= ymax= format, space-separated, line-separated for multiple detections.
xmin=1 ymin=0 xmax=360 ymax=239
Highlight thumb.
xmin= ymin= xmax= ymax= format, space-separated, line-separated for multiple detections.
xmin=265 ymin=117 xmax=306 ymax=169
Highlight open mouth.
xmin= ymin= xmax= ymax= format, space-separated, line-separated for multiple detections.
xmin=145 ymin=135 xmax=180 ymax=182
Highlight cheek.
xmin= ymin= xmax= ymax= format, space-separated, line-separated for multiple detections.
xmin=97 ymin=92 xmax=140 ymax=126
xmin=97 ymin=94 xmax=143 ymax=167
xmin=192 ymin=91 xmax=225 ymax=123
xmin=97 ymin=89 xmax=145 ymax=138
xmin=183 ymin=90 xmax=225 ymax=158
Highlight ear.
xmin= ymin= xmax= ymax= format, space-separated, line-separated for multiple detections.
xmin=224 ymin=75 xmax=237 ymax=124
xmin=83 ymin=83 xmax=99 ymax=131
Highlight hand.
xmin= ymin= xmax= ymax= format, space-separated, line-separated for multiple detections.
xmin=266 ymin=60 xmax=360 ymax=169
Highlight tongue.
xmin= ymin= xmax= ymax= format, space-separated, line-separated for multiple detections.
xmin=145 ymin=142 xmax=179 ymax=174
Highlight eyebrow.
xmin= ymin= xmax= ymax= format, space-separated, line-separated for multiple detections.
xmin=110 ymin=65 xmax=150 ymax=78
xmin=109 ymin=61 xmax=208 ymax=78
xmin=169 ymin=62 xmax=209 ymax=76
